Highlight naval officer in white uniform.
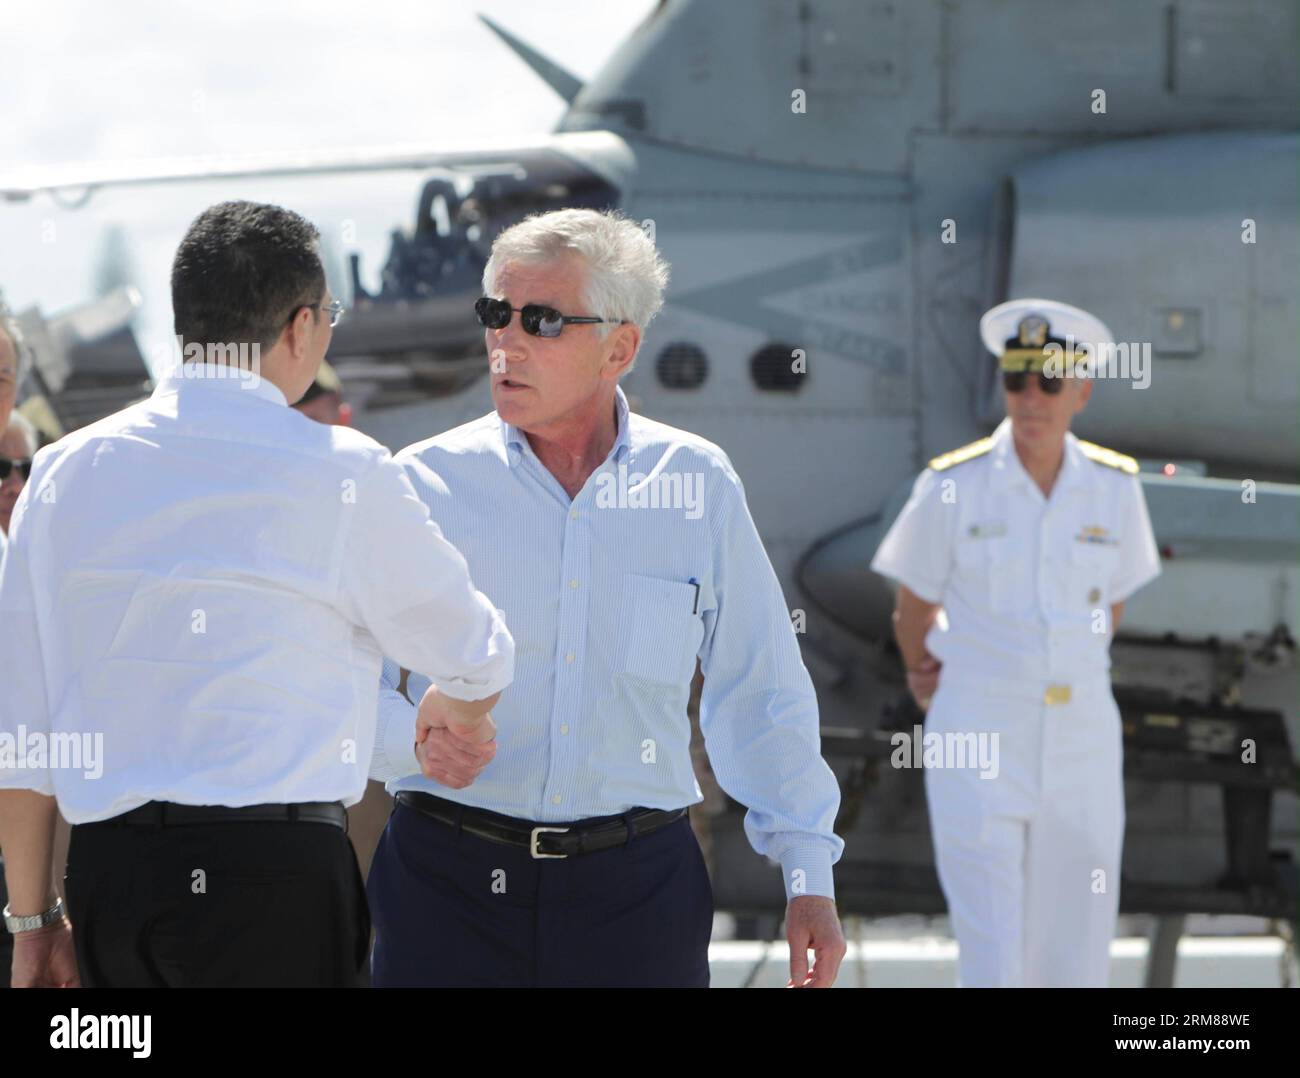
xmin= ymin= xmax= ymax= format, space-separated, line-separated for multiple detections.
xmin=871 ymin=299 xmax=1161 ymax=987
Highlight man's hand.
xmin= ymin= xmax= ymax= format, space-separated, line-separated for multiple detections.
xmin=11 ymin=916 xmax=80 ymax=988
xmin=906 ymin=654 xmax=942 ymax=711
xmin=414 ymin=685 xmax=497 ymax=789
xmin=785 ymin=895 xmax=846 ymax=988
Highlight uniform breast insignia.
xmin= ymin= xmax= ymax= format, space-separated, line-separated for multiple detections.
xmin=1074 ymin=524 xmax=1116 ymax=546
xmin=1077 ymin=439 xmax=1139 ymax=475
xmin=928 ymin=436 xmax=994 ymax=472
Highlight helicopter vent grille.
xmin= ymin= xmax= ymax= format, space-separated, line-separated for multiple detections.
xmin=750 ymin=343 xmax=803 ymax=393
xmin=655 ymin=341 xmax=708 ymax=390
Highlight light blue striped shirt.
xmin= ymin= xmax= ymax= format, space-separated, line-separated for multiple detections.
xmin=369 ymin=385 xmax=842 ymax=899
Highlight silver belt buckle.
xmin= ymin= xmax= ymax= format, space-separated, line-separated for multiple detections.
xmin=529 ymin=825 xmax=570 ymax=859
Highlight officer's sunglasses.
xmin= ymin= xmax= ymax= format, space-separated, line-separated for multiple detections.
xmin=1003 ymin=370 xmax=1065 ymax=396
xmin=475 ymin=296 xmax=626 ymax=339
xmin=0 ymin=456 xmax=32 ymax=481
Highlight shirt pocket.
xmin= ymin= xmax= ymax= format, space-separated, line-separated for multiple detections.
xmin=1064 ymin=541 xmax=1121 ymax=614
xmin=618 ymin=573 xmax=703 ymax=688
xmin=954 ymin=529 xmax=1014 ymax=614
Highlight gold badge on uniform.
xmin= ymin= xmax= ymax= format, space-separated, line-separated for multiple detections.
xmin=1075 ymin=524 xmax=1116 ymax=546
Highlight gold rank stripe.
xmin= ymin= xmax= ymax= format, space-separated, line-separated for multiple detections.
xmin=928 ymin=436 xmax=994 ymax=472
xmin=1077 ymin=439 xmax=1139 ymax=474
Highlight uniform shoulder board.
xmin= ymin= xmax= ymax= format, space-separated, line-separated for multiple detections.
xmin=1077 ymin=439 xmax=1139 ymax=475
xmin=927 ymin=437 xmax=994 ymax=472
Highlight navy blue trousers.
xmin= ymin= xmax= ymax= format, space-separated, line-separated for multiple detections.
xmin=367 ymin=800 xmax=713 ymax=987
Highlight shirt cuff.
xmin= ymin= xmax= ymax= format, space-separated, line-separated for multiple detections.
xmin=429 ymin=608 xmax=515 ymax=702
xmin=431 ymin=669 xmax=511 ymax=703
xmin=778 ymin=842 xmax=836 ymax=901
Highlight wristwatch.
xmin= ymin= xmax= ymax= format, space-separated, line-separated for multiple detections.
xmin=3 ymin=897 xmax=65 ymax=934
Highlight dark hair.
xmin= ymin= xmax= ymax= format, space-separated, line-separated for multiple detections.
xmin=171 ymin=201 xmax=325 ymax=351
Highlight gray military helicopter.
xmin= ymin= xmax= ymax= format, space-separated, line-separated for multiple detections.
xmin=6 ymin=0 xmax=1298 ymax=986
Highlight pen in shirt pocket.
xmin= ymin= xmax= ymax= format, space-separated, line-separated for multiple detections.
xmin=688 ymin=577 xmax=700 ymax=614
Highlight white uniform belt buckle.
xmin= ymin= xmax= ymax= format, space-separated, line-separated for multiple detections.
xmin=1044 ymin=684 xmax=1072 ymax=706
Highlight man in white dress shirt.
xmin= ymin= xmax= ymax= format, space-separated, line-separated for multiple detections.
xmin=871 ymin=299 xmax=1162 ymax=986
xmin=0 ymin=201 xmax=514 ymax=987
xmin=366 ymin=209 xmax=845 ymax=988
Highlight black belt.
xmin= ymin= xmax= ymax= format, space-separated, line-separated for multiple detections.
xmin=395 ymin=790 xmax=687 ymax=859
xmin=99 ymin=800 xmax=347 ymax=830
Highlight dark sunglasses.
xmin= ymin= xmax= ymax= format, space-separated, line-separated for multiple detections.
xmin=475 ymin=296 xmax=626 ymax=339
xmin=1003 ymin=370 xmax=1065 ymax=395
xmin=0 ymin=456 xmax=32 ymax=481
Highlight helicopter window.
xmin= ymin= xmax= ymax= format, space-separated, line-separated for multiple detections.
xmin=655 ymin=342 xmax=708 ymax=390
xmin=750 ymin=343 xmax=804 ymax=392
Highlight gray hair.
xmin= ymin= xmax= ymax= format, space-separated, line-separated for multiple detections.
xmin=482 ymin=209 xmax=670 ymax=354
xmin=0 ymin=301 xmax=25 ymax=374
xmin=5 ymin=409 xmax=38 ymax=456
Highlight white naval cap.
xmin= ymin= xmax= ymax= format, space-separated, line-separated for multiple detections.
xmin=980 ymin=298 xmax=1114 ymax=371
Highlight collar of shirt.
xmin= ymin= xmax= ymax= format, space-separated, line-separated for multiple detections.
xmin=987 ymin=416 xmax=1092 ymax=497
xmin=152 ymin=362 xmax=289 ymax=408
xmin=497 ymin=384 xmax=632 ymax=468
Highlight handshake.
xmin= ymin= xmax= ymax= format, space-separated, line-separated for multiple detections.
xmin=412 ymin=681 xmax=500 ymax=789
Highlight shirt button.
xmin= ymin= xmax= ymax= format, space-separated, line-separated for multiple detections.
xmin=551 ymin=794 xmax=562 ymax=805
xmin=569 ymin=579 xmax=579 ymax=589
xmin=560 ymin=724 xmax=569 ymax=735
xmin=570 ymin=509 xmax=579 ymax=520
xmin=565 ymin=652 xmax=575 ymax=664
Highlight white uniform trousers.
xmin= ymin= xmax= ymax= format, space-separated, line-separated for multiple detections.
xmin=923 ymin=674 xmax=1125 ymax=987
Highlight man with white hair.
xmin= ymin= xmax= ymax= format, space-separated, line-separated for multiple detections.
xmin=0 ymin=411 xmax=39 ymax=540
xmin=367 ymin=208 xmax=845 ymax=987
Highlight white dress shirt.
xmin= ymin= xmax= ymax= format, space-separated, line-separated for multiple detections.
xmin=871 ymin=417 xmax=1161 ymax=688
xmin=0 ymin=363 xmax=513 ymax=823
xmin=370 ymin=385 xmax=843 ymax=900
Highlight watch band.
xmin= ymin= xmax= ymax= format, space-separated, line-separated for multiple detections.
xmin=3 ymin=897 xmax=65 ymax=934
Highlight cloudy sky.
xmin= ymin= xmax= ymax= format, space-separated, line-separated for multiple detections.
xmin=0 ymin=0 xmax=656 ymax=360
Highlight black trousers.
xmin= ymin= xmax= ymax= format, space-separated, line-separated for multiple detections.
xmin=367 ymin=800 xmax=714 ymax=987
xmin=65 ymin=811 xmax=370 ymax=988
